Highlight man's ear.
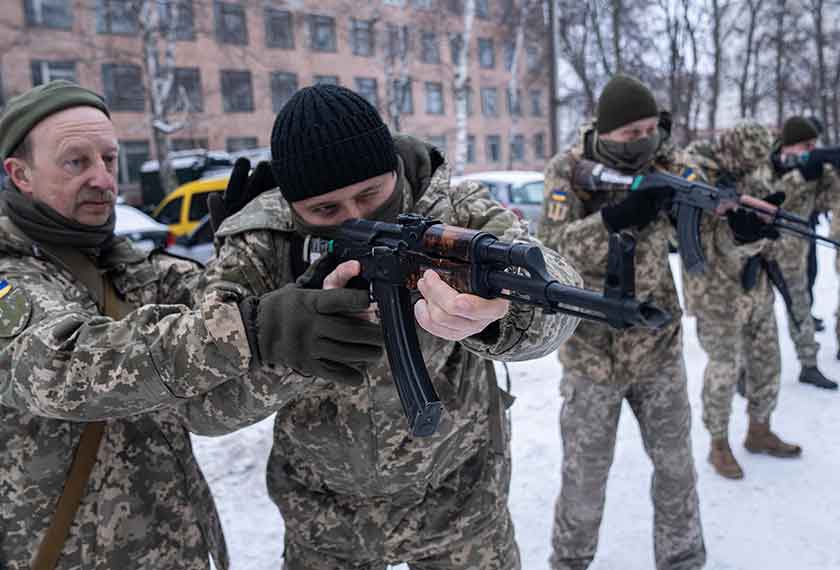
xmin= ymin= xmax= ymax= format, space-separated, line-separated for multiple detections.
xmin=4 ymin=158 xmax=33 ymax=194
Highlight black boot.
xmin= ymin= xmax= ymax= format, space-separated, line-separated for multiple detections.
xmin=812 ymin=315 xmax=825 ymax=332
xmin=799 ymin=366 xmax=839 ymax=390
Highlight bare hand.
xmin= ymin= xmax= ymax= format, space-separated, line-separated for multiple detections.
xmin=414 ymin=269 xmax=509 ymax=341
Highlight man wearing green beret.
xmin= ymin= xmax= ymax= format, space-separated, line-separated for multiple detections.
xmin=0 ymin=81 xmax=379 ymax=569
xmin=769 ymin=116 xmax=840 ymax=389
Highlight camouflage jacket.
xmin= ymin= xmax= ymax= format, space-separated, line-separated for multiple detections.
xmin=205 ymin=135 xmax=581 ymax=498
xmin=678 ymin=140 xmax=773 ymax=323
xmin=538 ymin=122 xmax=688 ymax=383
xmin=0 ymin=213 xmax=260 ymax=570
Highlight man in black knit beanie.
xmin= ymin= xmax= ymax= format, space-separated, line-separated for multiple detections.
xmin=200 ymin=84 xmax=583 ymax=569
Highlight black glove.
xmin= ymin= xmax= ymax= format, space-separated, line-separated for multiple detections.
xmin=208 ymin=158 xmax=277 ymax=233
xmin=797 ymin=153 xmax=824 ymax=182
xmin=726 ymin=192 xmax=785 ymax=243
xmin=239 ymin=285 xmax=385 ymax=385
xmin=601 ymin=187 xmax=673 ymax=232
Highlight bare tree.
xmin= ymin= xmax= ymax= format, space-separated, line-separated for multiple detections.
xmin=451 ymin=0 xmax=476 ymax=176
xmin=735 ymin=0 xmax=767 ymax=118
xmin=707 ymin=0 xmax=736 ymax=133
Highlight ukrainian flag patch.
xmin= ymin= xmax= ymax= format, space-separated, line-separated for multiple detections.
xmin=550 ymin=189 xmax=568 ymax=202
xmin=0 ymin=279 xmax=11 ymax=300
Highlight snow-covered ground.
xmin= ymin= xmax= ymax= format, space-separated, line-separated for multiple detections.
xmin=193 ymin=235 xmax=840 ymax=569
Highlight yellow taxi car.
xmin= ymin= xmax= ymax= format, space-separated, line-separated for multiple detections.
xmin=152 ymin=175 xmax=228 ymax=237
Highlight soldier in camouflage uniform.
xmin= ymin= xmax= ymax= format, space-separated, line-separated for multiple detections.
xmin=200 ymin=84 xmax=582 ymax=569
xmin=768 ymin=116 xmax=840 ymax=389
xmin=0 ymin=82 xmax=377 ymax=569
xmin=538 ymin=75 xmax=724 ymax=570
xmin=682 ymin=122 xmax=802 ymax=481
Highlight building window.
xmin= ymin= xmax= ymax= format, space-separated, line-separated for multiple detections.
xmin=355 ymin=77 xmax=379 ymax=109
xmin=506 ymin=87 xmax=522 ymax=116
xmin=476 ymin=0 xmax=490 ymax=18
xmin=412 ymin=0 xmax=432 ymax=8
xmin=351 ymin=18 xmax=375 ymax=57
xmin=428 ymin=135 xmax=446 ymax=156
xmin=467 ymin=134 xmax=476 ymax=163
xmin=265 ymin=8 xmax=294 ymax=49
xmin=534 ymin=132 xmax=546 ymax=159
xmin=118 ymin=140 xmax=149 ymax=185
xmin=425 ymin=82 xmax=444 ymax=115
xmin=226 ymin=137 xmax=258 ymax=152
xmin=171 ymin=138 xmax=208 ymax=151
xmin=102 ymin=63 xmax=144 ymax=112
xmin=220 ymin=70 xmax=254 ymax=112
xmin=486 ymin=135 xmax=501 ymax=163
xmin=446 ymin=0 xmax=462 ymax=14
xmin=386 ymin=24 xmax=410 ymax=59
xmin=97 ymin=0 xmax=137 ymax=35
xmin=503 ymin=39 xmax=515 ymax=71
xmin=271 ymin=71 xmax=298 ymax=113
xmin=24 ymin=0 xmax=73 ymax=29
xmin=420 ymin=31 xmax=440 ymax=64
xmin=481 ymin=87 xmax=498 ymax=117
xmin=314 ymin=75 xmax=340 ymax=86
xmin=449 ymin=32 xmax=463 ymax=64
xmin=391 ymin=78 xmax=413 ymax=114
xmin=159 ymin=0 xmax=194 ymax=41
xmin=215 ymin=1 xmax=248 ymax=45
xmin=529 ymin=90 xmax=543 ymax=117
xmin=526 ymin=45 xmax=540 ymax=71
xmin=478 ymin=38 xmax=495 ymax=69
xmin=31 ymin=60 xmax=76 ymax=85
xmin=308 ymin=15 xmax=337 ymax=52
xmin=510 ymin=134 xmax=525 ymax=161
xmin=170 ymin=67 xmax=203 ymax=112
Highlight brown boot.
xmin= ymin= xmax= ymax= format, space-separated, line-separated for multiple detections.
xmin=744 ymin=419 xmax=802 ymax=458
xmin=708 ymin=438 xmax=744 ymax=479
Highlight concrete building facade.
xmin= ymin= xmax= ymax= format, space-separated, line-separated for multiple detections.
xmin=0 ymin=0 xmax=550 ymax=193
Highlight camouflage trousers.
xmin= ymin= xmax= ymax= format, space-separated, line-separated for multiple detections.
xmin=275 ymin=443 xmax=520 ymax=570
xmin=778 ymin=242 xmax=819 ymax=367
xmin=550 ymin=358 xmax=705 ymax=570
xmin=697 ymin=300 xmax=781 ymax=439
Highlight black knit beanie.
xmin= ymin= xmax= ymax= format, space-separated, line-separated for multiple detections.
xmin=781 ymin=116 xmax=820 ymax=146
xmin=270 ymin=84 xmax=398 ymax=203
xmin=596 ymin=74 xmax=659 ymax=134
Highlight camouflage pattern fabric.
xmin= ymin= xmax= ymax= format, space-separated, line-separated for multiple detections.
xmin=0 ymin=211 xmax=279 ymax=570
xmin=537 ymin=121 xmax=705 ymax=570
xmin=680 ymin=123 xmax=783 ymax=441
xmin=769 ymin=162 xmax=840 ymax=367
xmin=832 ymin=211 xmax=840 ymax=344
xmin=204 ymin=134 xmax=582 ymax=568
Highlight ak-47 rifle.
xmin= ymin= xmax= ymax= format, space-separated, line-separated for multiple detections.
xmin=306 ymin=214 xmax=671 ymax=438
xmin=572 ymin=159 xmax=840 ymax=274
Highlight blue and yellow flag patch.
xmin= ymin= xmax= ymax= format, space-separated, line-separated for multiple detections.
xmin=0 ymin=279 xmax=12 ymax=300
xmin=550 ymin=189 xmax=568 ymax=202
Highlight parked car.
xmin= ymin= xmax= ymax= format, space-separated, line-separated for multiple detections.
xmin=449 ymin=170 xmax=545 ymax=232
xmin=114 ymin=204 xmax=171 ymax=252
xmin=151 ymin=174 xmax=228 ymax=238
xmin=139 ymin=149 xmax=234 ymax=211
xmin=166 ymin=215 xmax=215 ymax=264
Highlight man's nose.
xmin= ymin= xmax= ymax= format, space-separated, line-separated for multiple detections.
xmin=88 ymin=158 xmax=117 ymax=191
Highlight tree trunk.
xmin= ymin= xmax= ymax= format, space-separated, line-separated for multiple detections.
xmin=452 ymin=0 xmax=476 ymax=176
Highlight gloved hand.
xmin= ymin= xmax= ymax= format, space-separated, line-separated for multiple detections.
xmin=238 ymin=285 xmax=385 ymax=385
xmin=797 ymin=153 xmax=824 ymax=182
xmin=601 ymin=187 xmax=673 ymax=232
xmin=207 ymin=158 xmax=277 ymax=233
xmin=726 ymin=192 xmax=785 ymax=243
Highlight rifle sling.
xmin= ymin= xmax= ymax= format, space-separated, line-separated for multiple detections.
xmin=32 ymin=243 xmax=133 ymax=570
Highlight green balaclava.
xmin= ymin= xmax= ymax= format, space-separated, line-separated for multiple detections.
xmin=594 ymin=74 xmax=661 ymax=172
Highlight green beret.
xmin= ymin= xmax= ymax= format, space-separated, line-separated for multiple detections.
xmin=596 ymin=74 xmax=658 ymax=134
xmin=0 ymin=80 xmax=110 ymax=160
xmin=781 ymin=116 xmax=820 ymax=147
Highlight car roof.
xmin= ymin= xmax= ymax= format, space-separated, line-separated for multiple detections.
xmin=115 ymin=204 xmax=169 ymax=233
xmin=451 ymin=170 xmax=543 ymax=186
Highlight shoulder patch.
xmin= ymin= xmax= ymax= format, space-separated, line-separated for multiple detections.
xmin=0 ymin=281 xmax=32 ymax=338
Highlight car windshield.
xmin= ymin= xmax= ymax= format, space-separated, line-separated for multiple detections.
xmin=510 ymin=181 xmax=544 ymax=205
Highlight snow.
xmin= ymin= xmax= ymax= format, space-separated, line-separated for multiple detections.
xmin=451 ymin=170 xmax=544 ymax=187
xmin=114 ymin=204 xmax=168 ymax=234
xmin=192 ymin=225 xmax=840 ymax=569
